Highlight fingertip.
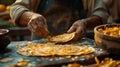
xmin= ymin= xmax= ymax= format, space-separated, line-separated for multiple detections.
xmin=67 ymin=26 xmax=75 ymax=33
xmin=67 ymin=29 xmax=71 ymax=33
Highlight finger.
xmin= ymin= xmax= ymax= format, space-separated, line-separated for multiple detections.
xmin=76 ymin=27 xmax=82 ymax=36
xmin=28 ymin=21 xmax=35 ymax=32
xmin=45 ymin=27 xmax=49 ymax=33
xmin=74 ymin=27 xmax=82 ymax=40
xmin=76 ymin=27 xmax=86 ymax=39
xmin=40 ymin=15 xmax=47 ymax=25
xmin=34 ymin=29 xmax=42 ymax=36
xmin=31 ymin=23 xmax=37 ymax=31
xmin=36 ymin=20 xmax=49 ymax=34
xmin=40 ymin=28 xmax=49 ymax=36
xmin=38 ymin=18 xmax=49 ymax=36
xmin=34 ymin=21 xmax=49 ymax=36
xmin=35 ymin=21 xmax=43 ymax=28
xmin=38 ymin=16 xmax=46 ymax=25
xmin=67 ymin=26 xmax=76 ymax=33
xmin=27 ymin=24 xmax=33 ymax=32
xmin=29 ymin=19 xmax=38 ymax=29
xmin=37 ymin=18 xmax=45 ymax=27
xmin=35 ymin=27 xmax=48 ymax=36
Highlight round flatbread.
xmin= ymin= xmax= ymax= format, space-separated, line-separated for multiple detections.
xmin=17 ymin=43 xmax=95 ymax=56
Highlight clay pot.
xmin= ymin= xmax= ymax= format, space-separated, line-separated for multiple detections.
xmin=94 ymin=24 xmax=120 ymax=55
xmin=0 ymin=29 xmax=10 ymax=51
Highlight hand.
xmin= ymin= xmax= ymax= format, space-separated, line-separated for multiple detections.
xmin=27 ymin=13 xmax=49 ymax=36
xmin=67 ymin=19 xmax=87 ymax=40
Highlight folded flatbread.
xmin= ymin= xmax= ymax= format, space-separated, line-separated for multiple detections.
xmin=17 ymin=43 xmax=95 ymax=56
xmin=46 ymin=32 xmax=75 ymax=43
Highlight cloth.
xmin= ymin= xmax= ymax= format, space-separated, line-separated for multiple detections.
xmin=103 ymin=0 xmax=120 ymax=23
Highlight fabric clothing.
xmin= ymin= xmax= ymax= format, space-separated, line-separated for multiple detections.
xmin=10 ymin=0 xmax=108 ymax=23
xmin=10 ymin=0 xmax=108 ymax=40
xmin=37 ymin=0 xmax=55 ymax=14
xmin=103 ymin=0 xmax=120 ymax=23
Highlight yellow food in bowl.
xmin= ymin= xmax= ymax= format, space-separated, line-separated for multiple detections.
xmin=98 ymin=26 xmax=120 ymax=37
xmin=94 ymin=24 xmax=120 ymax=55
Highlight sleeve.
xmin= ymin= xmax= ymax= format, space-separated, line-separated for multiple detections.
xmin=92 ymin=0 xmax=109 ymax=23
xmin=10 ymin=0 xmax=30 ymax=25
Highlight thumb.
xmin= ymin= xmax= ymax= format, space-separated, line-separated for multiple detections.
xmin=67 ymin=26 xmax=76 ymax=33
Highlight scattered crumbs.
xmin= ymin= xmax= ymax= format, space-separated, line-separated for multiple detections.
xmin=7 ymin=64 xmax=16 ymax=67
xmin=14 ymin=57 xmax=30 ymax=67
xmin=71 ymin=58 xmax=75 ymax=61
xmin=27 ymin=62 xmax=36 ymax=67
xmin=17 ymin=58 xmax=24 ymax=62
xmin=49 ymin=58 xmax=53 ymax=61
xmin=16 ymin=60 xmax=29 ymax=67
xmin=58 ymin=57 xmax=64 ymax=60
xmin=91 ymin=54 xmax=95 ymax=57
xmin=79 ymin=58 xmax=85 ymax=61
xmin=65 ymin=56 xmax=71 ymax=58
xmin=36 ymin=58 xmax=41 ymax=61
xmin=0 ymin=57 xmax=14 ymax=62
xmin=74 ymin=56 xmax=78 ymax=59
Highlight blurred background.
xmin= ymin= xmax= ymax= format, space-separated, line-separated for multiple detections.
xmin=0 ymin=0 xmax=31 ymax=41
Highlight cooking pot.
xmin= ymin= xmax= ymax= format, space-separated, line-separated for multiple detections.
xmin=94 ymin=24 xmax=120 ymax=55
xmin=0 ymin=29 xmax=10 ymax=51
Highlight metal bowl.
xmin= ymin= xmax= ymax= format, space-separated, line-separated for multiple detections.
xmin=0 ymin=29 xmax=10 ymax=51
xmin=94 ymin=24 xmax=120 ymax=55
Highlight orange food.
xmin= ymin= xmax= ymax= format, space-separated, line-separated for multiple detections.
xmin=6 ymin=5 xmax=11 ymax=12
xmin=64 ymin=58 xmax=120 ymax=67
xmin=0 ymin=4 xmax=6 ymax=12
xmin=46 ymin=32 xmax=76 ymax=43
xmin=98 ymin=26 xmax=120 ymax=37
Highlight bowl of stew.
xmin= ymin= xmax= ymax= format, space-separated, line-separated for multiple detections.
xmin=94 ymin=24 xmax=120 ymax=55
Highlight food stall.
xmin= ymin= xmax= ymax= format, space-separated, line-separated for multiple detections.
xmin=0 ymin=24 xmax=120 ymax=67
xmin=0 ymin=0 xmax=120 ymax=67
xmin=0 ymin=1 xmax=31 ymax=41
xmin=0 ymin=38 xmax=108 ymax=67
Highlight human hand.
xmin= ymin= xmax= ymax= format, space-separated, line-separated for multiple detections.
xmin=27 ymin=13 xmax=49 ymax=36
xmin=67 ymin=19 xmax=87 ymax=40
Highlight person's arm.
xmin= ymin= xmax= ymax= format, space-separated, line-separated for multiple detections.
xmin=83 ymin=15 xmax=102 ymax=28
xmin=92 ymin=0 xmax=109 ymax=24
xmin=68 ymin=0 xmax=108 ymax=40
xmin=10 ymin=0 xmax=41 ymax=26
xmin=10 ymin=0 xmax=49 ymax=36
xmin=67 ymin=15 xmax=102 ymax=40
xmin=18 ymin=11 xmax=35 ymax=27
xmin=10 ymin=0 xmax=30 ymax=27
xmin=84 ymin=0 xmax=109 ymax=28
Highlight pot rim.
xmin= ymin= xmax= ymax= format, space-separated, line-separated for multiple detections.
xmin=0 ymin=29 xmax=9 ymax=36
xmin=94 ymin=24 xmax=120 ymax=41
